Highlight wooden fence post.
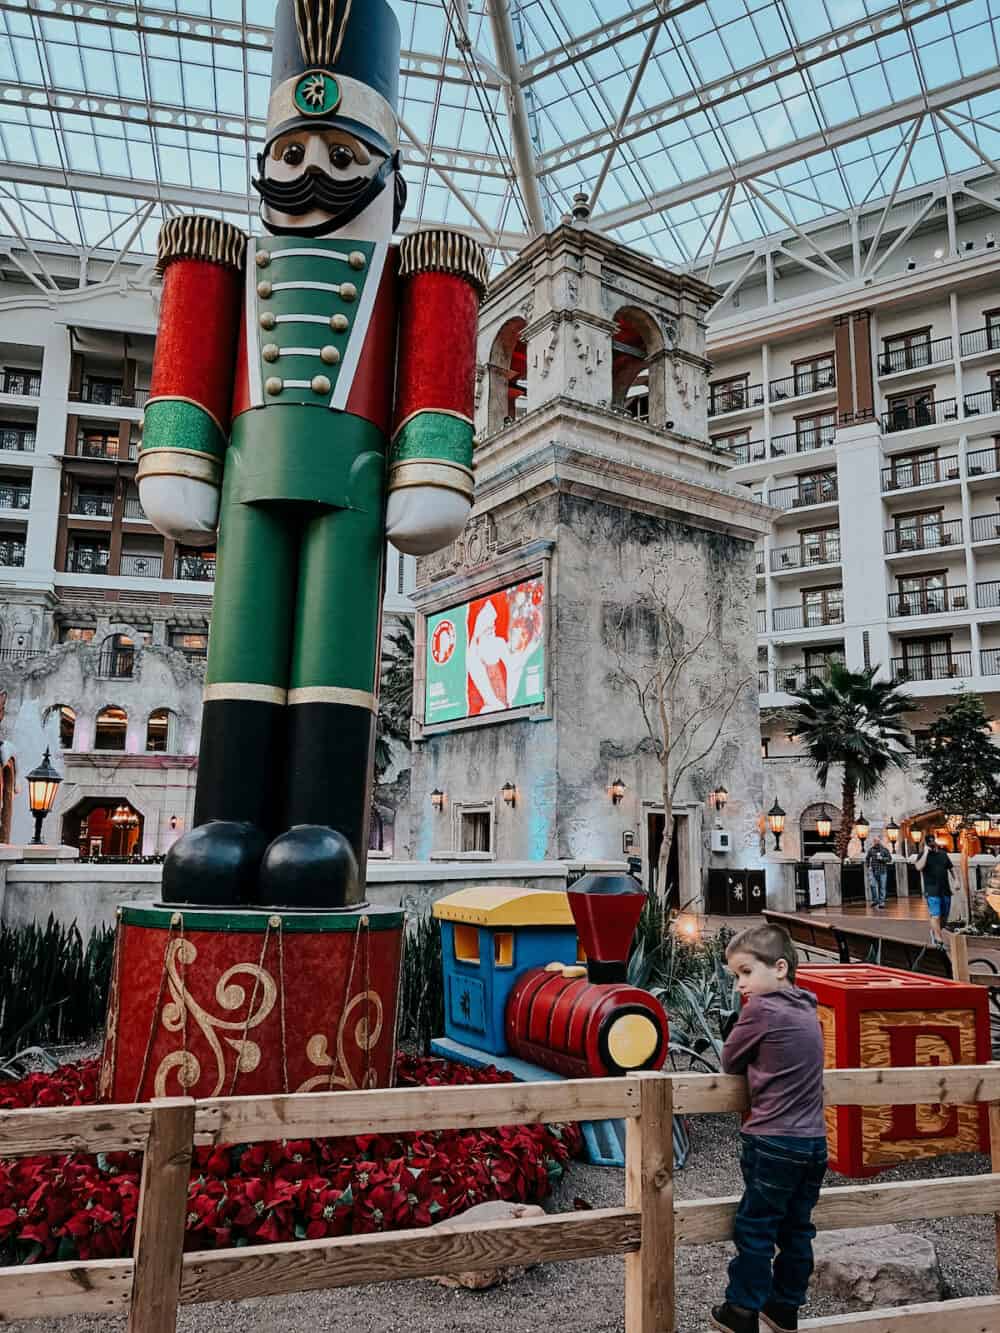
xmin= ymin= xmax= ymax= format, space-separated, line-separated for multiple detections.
xmin=625 ymin=1072 xmax=674 ymax=1333
xmin=947 ymin=930 xmax=970 ymax=983
xmin=991 ymin=1096 xmax=1000 ymax=1285
xmin=127 ymin=1097 xmax=195 ymax=1333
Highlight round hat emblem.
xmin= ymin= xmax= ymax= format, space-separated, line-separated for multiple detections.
xmin=294 ymin=71 xmax=341 ymax=117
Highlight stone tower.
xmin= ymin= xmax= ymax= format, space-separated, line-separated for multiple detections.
xmin=408 ymin=220 xmax=772 ymax=909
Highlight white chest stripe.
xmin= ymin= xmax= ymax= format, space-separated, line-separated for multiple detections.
xmin=275 ymin=347 xmax=325 ymax=357
xmin=268 ymin=247 xmax=351 ymax=263
xmin=330 ymin=239 xmax=389 ymax=411
xmin=271 ymin=280 xmax=345 ymax=294
xmin=245 ymin=238 xmax=264 ymax=409
xmin=274 ymin=313 xmax=332 ymax=325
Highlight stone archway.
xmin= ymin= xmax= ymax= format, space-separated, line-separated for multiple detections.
xmin=61 ymin=795 xmax=144 ymax=857
xmin=800 ymin=800 xmax=840 ymax=859
xmin=611 ymin=306 xmax=665 ymax=426
xmin=486 ymin=317 xmax=528 ymax=435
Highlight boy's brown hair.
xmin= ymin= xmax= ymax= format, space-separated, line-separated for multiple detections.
xmin=726 ymin=922 xmax=798 ymax=982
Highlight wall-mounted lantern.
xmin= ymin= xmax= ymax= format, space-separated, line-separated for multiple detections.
xmin=853 ymin=811 xmax=870 ymax=852
xmin=501 ymin=781 xmax=517 ymax=808
xmin=610 ymin=777 xmax=626 ymax=805
xmin=767 ymin=798 xmax=786 ymax=851
xmin=26 ymin=748 xmax=62 ymax=845
xmin=430 ymin=789 xmax=445 ymax=812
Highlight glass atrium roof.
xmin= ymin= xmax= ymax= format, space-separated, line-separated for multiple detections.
xmin=1 ymin=0 xmax=999 ymax=272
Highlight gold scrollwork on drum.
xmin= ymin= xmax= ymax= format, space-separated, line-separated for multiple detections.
xmin=153 ymin=936 xmax=278 ymax=1097
xmin=297 ymin=989 xmax=384 ymax=1092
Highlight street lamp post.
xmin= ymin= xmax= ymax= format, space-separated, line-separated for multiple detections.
xmin=26 ymin=748 xmax=63 ymax=845
xmin=853 ymin=811 xmax=870 ymax=852
xmin=767 ymin=799 xmax=786 ymax=852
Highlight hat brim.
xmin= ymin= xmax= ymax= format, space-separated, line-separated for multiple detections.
xmin=265 ymin=114 xmax=393 ymax=161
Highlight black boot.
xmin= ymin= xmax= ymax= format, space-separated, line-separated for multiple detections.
xmin=711 ymin=1303 xmax=759 ymax=1333
xmin=161 ymin=820 xmax=270 ymax=908
xmin=761 ymin=1300 xmax=798 ymax=1332
xmin=258 ymin=824 xmax=361 ymax=910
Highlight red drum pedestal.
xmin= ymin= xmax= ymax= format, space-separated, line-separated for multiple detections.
xmin=99 ymin=904 xmax=404 ymax=1103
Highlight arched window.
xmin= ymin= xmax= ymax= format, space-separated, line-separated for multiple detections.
xmin=800 ymin=801 xmax=840 ymax=859
xmin=611 ymin=307 xmax=664 ymax=425
xmin=45 ymin=704 xmax=76 ymax=750
xmin=95 ymin=705 xmax=127 ymax=751
xmin=145 ymin=707 xmax=175 ymax=753
xmin=99 ymin=633 xmax=136 ymax=679
xmin=487 ymin=317 xmax=527 ymax=435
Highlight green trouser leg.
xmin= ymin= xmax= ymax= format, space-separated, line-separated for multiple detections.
xmin=194 ymin=475 xmax=297 ymax=837
xmin=283 ymin=449 xmax=385 ymax=873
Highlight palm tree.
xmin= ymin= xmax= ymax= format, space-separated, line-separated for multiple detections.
xmin=374 ymin=617 xmax=414 ymax=784
xmin=786 ymin=664 xmax=915 ymax=860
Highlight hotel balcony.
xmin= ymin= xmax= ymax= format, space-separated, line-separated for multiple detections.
xmin=887 ymin=585 xmax=968 ymax=617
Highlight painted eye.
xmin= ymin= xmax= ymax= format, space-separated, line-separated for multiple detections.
xmin=330 ymin=145 xmax=355 ymax=170
xmin=282 ymin=143 xmax=305 ymax=166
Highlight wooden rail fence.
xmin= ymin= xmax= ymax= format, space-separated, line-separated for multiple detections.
xmin=0 ymin=1065 xmax=999 ymax=1331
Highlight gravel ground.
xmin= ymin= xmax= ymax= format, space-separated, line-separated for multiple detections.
xmin=4 ymin=1112 xmax=994 ymax=1333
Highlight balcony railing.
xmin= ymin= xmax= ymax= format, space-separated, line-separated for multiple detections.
xmin=770 ymin=538 xmax=841 ymax=571
xmin=772 ymin=602 xmax=844 ymax=631
xmin=878 ymin=336 xmax=952 ymax=375
xmin=967 ymin=446 xmax=1000 ymax=477
xmin=757 ymin=668 xmax=769 ymax=691
xmin=122 ymin=495 xmax=147 ymax=520
xmin=0 ymin=428 xmax=35 ymax=452
xmin=708 ymin=383 xmax=765 ymax=416
xmin=77 ymin=437 xmax=139 ymax=462
xmin=721 ymin=438 xmax=766 ymax=465
xmin=1 ymin=374 xmax=40 ymax=397
xmin=881 ymin=397 xmax=958 ymax=433
xmin=971 ymin=512 xmax=1000 ymax=543
xmin=962 ymin=388 xmax=1000 ymax=418
xmin=65 ymin=549 xmax=109 ymax=574
xmin=174 ymin=555 xmax=216 ymax=582
xmin=960 ymin=326 xmax=1000 ymax=358
xmin=0 ymin=540 xmax=25 ymax=567
xmin=892 ymin=651 xmax=971 ymax=682
xmin=0 ymin=645 xmax=43 ymax=663
xmin=883 ymin=518 xmax=963 ymax=554
xmin=176 ymin=647 xmax=208 ymax=662
xmin=982 ymin=648 xmax=1000 ymax=676
xmin=763 ymin=661 xmax=840 ymax=693
xmin=769 ymin=426 xmax=834 ymax=457
xmin=120 ymin=553 xmax=162 ymax=578
xmin=97 ymin=648 xmax=134 ymax=678
xmin=768 ymin=478 xmax=838 ymax=510
xmin=75 ymin=382 xmax=150 ymax=408
xmin=0 ymin=485 xmax=30 ymax=510
xmin=755 ymin=550 xmax=765 ymax=575
xmin=757 ymin=609 xmax=767 ymax=635
xmin=70 ymin=494 xmax=113 ymax=518
xmin=880 ymin=455 xmax=960 ymax=491
xmin=769 ymin=367 xmax=836 ymax=401
xmin=888 ymin=585 xmax=968 ymax=617
xmin=977 ymin=580 xmax=1000 ymax=610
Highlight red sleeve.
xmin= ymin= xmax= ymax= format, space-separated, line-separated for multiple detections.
xmin=392 ymin=270 xmax=479 ymax=434
xmin=150 ymin=257 xmax=243 ymax=432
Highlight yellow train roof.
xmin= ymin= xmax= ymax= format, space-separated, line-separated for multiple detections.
xmin=432 ymin=885 xmax=575 ymax=927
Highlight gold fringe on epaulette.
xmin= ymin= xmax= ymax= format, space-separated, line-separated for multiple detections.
xmin=293 ymin=0 xmax=353 ymax=66
xmin=398 ymin=229 xmax=489 ymax=301
xmin=155 ymin=216 xmax=248 ymax=276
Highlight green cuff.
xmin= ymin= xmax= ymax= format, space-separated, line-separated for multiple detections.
xmin=392 ymin=411 xmax=472 ymax=470
xmin=143 ymin=398 xmax=227 ymax=461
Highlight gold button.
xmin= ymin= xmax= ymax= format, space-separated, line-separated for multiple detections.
xmin=339 ymin=282 xmax=357 ymax=302
xmin=259 ymin=312 xmax=276 ymax=330
xmin=321 ymin=345 xmax=341 ymax=365
xmin=255 ymin=251 xmax=271 ymax=269
xmin=311 ymin=374 xmax=332 ymax=394
xmin=262 ymin=343 xmax=280 ymax=362
xmin=257 ymin=280 xmax=272 ymax=298
xmin=265 ymin=376 xmax=283 ymax=396
xmin=330 ymin=313 xmax=349 ymax=331
xmin=349 ymin=251 xmax=366 ymax=270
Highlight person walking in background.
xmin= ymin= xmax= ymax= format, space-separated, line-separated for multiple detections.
xmin=911 ymin=834 xmax=958 ymax=948
xmin=865 ymin=835 xmax=892 ymax=910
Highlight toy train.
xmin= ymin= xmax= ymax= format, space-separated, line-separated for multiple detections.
xmin=431 ymin=872 xmax=669 ymax=1081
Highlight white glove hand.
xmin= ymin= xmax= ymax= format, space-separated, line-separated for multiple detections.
xmin=139 ymin=475 xmax=219 ymax=548
xmin=386 ymin=486 xmax=471 ymax=556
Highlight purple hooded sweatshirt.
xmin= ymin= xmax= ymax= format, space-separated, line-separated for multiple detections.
xmin=721 ymin=986 xmax=827 ymax=1138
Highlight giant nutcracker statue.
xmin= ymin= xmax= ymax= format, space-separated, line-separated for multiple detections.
xmin=99 ymin=0 xmax=487 ymax=1102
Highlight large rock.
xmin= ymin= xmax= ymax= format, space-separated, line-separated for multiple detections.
xmin=811 ymin=1225 xmax=944 ymax=1309
xmin=429 ymin=1201 xmax=546 ymax=1290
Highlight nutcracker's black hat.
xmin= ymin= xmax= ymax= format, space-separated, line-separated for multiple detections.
xmin=266 ymin=0 xmax=400 ymax=158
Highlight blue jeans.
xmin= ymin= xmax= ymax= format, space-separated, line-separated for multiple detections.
xmin=726 ymin=1133 xmax=828 ymax=1312
xmin=868 ymin=867 xmax=887 ymax=907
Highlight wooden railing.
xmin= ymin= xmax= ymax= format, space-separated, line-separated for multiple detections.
xmin=0 ymin=1066 xmax=998 ymax=1332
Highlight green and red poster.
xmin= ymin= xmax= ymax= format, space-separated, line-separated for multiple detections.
xmin=425 ymin=578 xmax=546 ymax=723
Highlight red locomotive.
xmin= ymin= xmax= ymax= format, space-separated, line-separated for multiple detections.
xmin=505 ymin=875 xmax=669 ymax=1078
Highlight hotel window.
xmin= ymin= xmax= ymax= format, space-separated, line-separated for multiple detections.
xmin=800 ymin=526 xmax=840 ymax=565
xmin=885 ymin=387 xmax=936 ymax=432
xmin=894 ymin=509 xmax=944 ymax=550
xmin=709 ymin=374 xmax=750 ymax=414
xmin=882 ymin=327 xmax=932 ymax=374
xmin=794 ymin=412 xmax=835 ymax=451
xmin=802 ymin=586 xmax=843 ymax=627
xmin=792 ymin=354 xmax=835 ymax=395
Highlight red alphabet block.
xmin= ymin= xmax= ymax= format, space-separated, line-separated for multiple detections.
xmin=796 ymin=963 xmax=990 ymax=1177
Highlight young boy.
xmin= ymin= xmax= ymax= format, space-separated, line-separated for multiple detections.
xmin=711 ymin=923 xmax=827 ymax=1333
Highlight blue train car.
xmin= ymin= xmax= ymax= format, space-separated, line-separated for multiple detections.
xmin=432 ymin=886 xmax=579 ymax=1055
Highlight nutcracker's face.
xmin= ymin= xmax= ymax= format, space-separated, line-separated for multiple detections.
xmin=255 ymin=126 xmax=401 ymax=238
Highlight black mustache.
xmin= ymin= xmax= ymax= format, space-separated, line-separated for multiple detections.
xmin=253 ymin=165 xmax=373 ymax=216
